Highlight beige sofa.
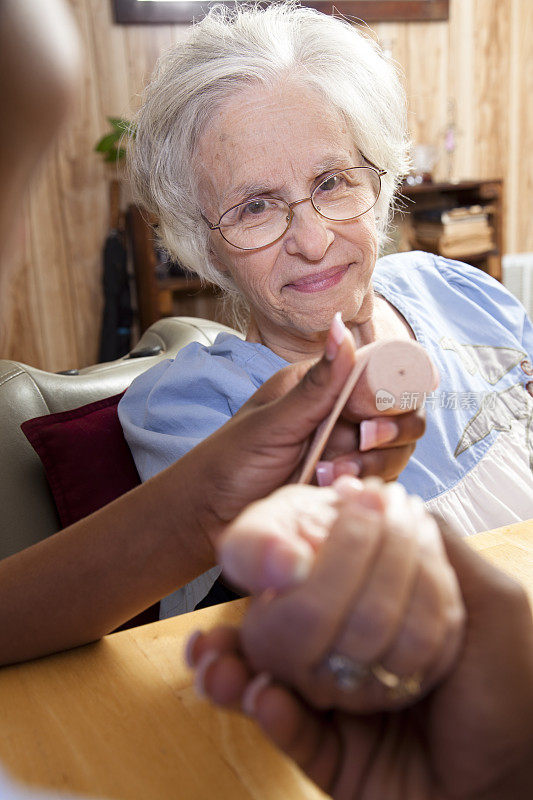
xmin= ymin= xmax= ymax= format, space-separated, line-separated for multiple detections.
xmin=0 ymin=317 xmax=238 ymax=560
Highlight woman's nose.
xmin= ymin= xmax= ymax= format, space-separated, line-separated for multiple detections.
xmin=283 ymin=200 xmax=334 ymax=260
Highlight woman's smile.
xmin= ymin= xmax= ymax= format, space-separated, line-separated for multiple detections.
xmin=283 ymin=263 xmax=351 ymax=293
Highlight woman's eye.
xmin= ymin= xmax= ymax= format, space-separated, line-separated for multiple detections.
xmin=318 ymin=174 xmax=342 ymax=192
xmin=243 ymin=199 xmax=267 ymax=215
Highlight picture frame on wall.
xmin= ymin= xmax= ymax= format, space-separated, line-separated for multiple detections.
xmin=112 ymin=0 xmax=450 ymax=25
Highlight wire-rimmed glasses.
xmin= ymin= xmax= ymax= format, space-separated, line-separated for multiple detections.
xmin=201 ymin=164 xmax=386 ymax=251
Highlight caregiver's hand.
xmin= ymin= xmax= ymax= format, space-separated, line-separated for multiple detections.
xmin=243 ymin=322 xmax=426 ymax=487
xmin=316 ymin=407 xmax=425 ymax=484
xmin=187 ymin=499 xmax=533 ymax=800
xmin=191 ymin=316 xmax=357 ymax=539
xmin=195 ymin=318 xmax=426 ymax=544
xmin=193 ymin=478 xmax=465 ymax=713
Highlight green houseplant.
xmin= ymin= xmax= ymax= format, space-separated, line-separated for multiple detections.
xmin=94 ymin=117 xmax=136 ymax=162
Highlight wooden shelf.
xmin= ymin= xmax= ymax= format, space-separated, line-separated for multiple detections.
xmin=448 ymin=248 xmax=499 ymax=261
xmin=394 ymin=178 xmax=503 ymax=281
xmin=400 ymin=179 xmax=499 ymax=195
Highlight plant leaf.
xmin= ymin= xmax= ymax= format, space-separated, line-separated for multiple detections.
xmin=107 ymin=117 xmax=136 ymax=137
xmin=95 ymin=131 xmax=120 ymax=152
xmin=103 ymin=147 xmax=127 ymax=163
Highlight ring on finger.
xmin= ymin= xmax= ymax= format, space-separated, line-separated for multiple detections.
xmin=324 ymin=652 xmax=370 ymax=692
xmin=371 ymin=663 xmax=422 ymax=700
xmin=323 ymin=652 xmax=423 ymax=699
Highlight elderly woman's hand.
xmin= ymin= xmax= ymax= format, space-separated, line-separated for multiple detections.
xmin=187 ymin=510 xmax=533 ymax=800
xmin=200 ymin=478 xmax=465 ymax=713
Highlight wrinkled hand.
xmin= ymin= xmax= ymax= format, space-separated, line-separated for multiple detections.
xmin=199 ymin=479 xmax=464 ymax=712
xmin=188 ymin=494 xmax=533 ymax=800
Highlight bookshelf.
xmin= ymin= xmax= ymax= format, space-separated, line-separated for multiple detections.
xmin=393 ymin=179 xmax=503 ymax=281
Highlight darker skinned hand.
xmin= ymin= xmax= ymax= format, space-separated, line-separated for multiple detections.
xmin=190 ymin=322 xmax=357 ymax=542
xmin=321 ymin=407 xmax=426 ymax=482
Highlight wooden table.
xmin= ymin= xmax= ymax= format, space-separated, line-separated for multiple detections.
xmin=1 ymin=520 xmax=531 ymax=800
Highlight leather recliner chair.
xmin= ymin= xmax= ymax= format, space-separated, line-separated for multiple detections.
xmin=0 ymin=317 xmax=239 ymax=560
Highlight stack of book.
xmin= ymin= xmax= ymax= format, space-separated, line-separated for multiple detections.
xmin=412 ymin=205 xmax=495 ymax=259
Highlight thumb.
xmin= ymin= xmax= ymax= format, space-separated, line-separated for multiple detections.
xmin=218 ymin=485 xmax=337 ymax=594
xmin=261 ymin=316 xmax=356 ymax=439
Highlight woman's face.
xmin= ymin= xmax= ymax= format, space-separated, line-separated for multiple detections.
xmin=196 ymin=82 xmax=379 ymax=356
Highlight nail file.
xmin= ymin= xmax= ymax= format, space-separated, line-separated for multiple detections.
xmin=297 ymin=339 xmax=439 ymax=485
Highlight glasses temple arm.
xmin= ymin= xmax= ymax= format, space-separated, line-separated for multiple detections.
xmin=200 ymin=212 xmax=219 ymax=230
xmin=360 ymin=154 xmax=387 ymax=176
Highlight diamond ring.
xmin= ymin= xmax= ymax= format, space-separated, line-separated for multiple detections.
xmin=324 ymin=652 xmax=370 ymax=691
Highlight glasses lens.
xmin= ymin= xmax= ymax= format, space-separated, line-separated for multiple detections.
xmin=219 ymin=197 xmax=290 ymax=249
xmin=311 ymin=167 xmax=381 ymax=221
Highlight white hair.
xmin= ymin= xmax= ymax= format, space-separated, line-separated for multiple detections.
xmin=129 ymin=1 xmax=410 ymax=324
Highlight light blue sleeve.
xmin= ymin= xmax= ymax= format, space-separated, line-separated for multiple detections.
xmin=376 ymin=251 xmax=533 ymax=358
xmin=118 ymin=341 xmax=265 ymax=481
xmin=433 ymin=255 xmax=533 ymax=357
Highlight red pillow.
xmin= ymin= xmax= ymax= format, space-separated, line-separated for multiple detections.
xmin=21 ymin=392 xmax=140 ymax=528
xmin=21 ymin=393 xmax=161 ymax=629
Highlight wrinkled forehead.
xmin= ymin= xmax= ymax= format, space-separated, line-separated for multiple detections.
xmin=194 ymin=80 xmax=360 ymax=215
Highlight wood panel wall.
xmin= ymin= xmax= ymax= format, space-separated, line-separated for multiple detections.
xmin=1 ymin=0 xmax=531 ymax=371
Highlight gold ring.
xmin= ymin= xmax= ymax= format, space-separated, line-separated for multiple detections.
xmin=371 ymin=663 xmax=422 ymax=700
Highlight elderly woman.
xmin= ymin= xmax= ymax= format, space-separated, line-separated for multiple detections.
xmin=119 ymin=3 xmax=533 ymax=613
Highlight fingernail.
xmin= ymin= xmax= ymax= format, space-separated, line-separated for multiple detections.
xmin=335 ymin=476 xmax=386 ymax=512
xmin=363 ymin=476 xmax=384 ymax=488
xmin=263 ymin=541 xmax=312 ymax=588
xmin=184 ymin=629 xmax=203 ymax=668
xmin=194 ymin=650 xmax=219 ymax=697
xmin=383 ymin=482 xmax=408 ymax=521
xmin=316 ymin=460 xmax=335 ymax=486
xmin=333 ymin=460 xmax=361 ymax=479
xmin=259 ymin=587 xmax=278 ymax=604
xmin=242 ymin=672 xmax=272 ymax=716
xmin=325 ymin=311 xmax=345 ymax=361
xmin=356 ymin=483 xmax=387 ymax=513
xmin=332 ymin=474 xmax=363 ymax=496
xmin=359 ymin=419 xmax=399 ymax=451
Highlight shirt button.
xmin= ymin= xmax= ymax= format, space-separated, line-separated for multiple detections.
xmin=521 ymin=359 xmax=533 ymax=376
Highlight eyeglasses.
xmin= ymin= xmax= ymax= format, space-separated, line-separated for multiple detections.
xmin=201 ymin=164 xmax=386 ymax=251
